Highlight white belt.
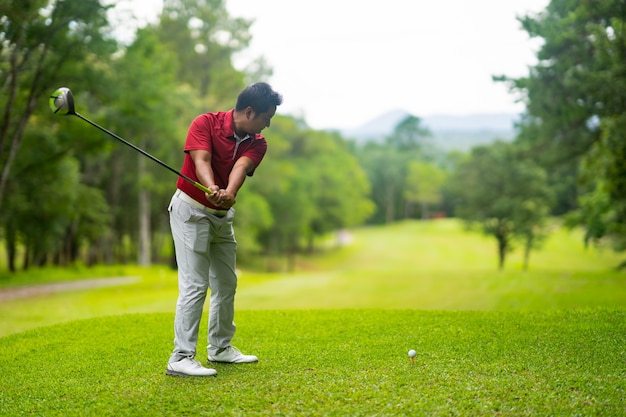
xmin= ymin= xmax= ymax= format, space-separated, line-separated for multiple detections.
xmin=174 ymin=189 xmax=228 ymax=217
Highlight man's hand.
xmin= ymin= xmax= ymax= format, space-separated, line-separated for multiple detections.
xmin=206 ymin=188 xmax=236 ymax=209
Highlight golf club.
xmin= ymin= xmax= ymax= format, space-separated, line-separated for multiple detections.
xmin=49 ymin=87 xmax=212 ymax=195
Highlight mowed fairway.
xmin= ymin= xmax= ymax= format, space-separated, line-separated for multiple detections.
xmin=236 ymin=219 xmax=626 ymax=310
xmin=0 ymin=219 xmax=625 ymax=416
xmin=0 ymin=219 xmax=624 ymax=337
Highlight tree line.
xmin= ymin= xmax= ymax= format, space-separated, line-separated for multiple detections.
xmin=1 ymin=0 xmax=624 ymax=273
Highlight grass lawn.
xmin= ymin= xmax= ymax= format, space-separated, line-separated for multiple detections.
xmin=0 ymin=310 xmax=624 ymax=416
xmin=0 ymin=219 xmax=624 ymax=415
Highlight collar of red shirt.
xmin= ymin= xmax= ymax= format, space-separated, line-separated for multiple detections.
xmin=222 ymin=109 xmax=257 ymax=141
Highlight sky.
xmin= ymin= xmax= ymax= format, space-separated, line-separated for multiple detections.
xmin=111 ymin=0 xmax=550 ymax=130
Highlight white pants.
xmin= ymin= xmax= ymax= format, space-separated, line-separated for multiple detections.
xmin=168 ymin=191 xmax=237 ymax=363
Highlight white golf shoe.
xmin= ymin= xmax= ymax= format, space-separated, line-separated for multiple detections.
xmin=166 ymin=357 xmax=217 ymax=377
xmin=208 ymin=346 xmax=258 ymax=363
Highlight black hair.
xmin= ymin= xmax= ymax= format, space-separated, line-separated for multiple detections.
xmin=235 ymin=82 xmax=283 ymax=113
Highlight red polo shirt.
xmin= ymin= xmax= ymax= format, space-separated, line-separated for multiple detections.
xmin=176 ymin=109 xmax=267 ymax=208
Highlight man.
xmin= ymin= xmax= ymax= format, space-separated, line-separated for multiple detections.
xmin=166 ymin=83 xmax=283 ymax=377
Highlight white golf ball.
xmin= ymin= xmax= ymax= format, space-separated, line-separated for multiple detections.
xmin=408 ymin=349 xmax=416 ymax=358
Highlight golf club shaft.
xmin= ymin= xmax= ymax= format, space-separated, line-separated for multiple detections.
xmin=73 ymin=112 xmax=212 ymax=195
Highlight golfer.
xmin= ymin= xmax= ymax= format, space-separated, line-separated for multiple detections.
xmin=166 ymin=83 xmax=283 ymax=377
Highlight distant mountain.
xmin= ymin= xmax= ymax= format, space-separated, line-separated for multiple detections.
xmin=342 ymin=109 xmax=410 ymax=141
xmin=423 ymin=113 xmax=520 ymax=132
xmin=341 ymin=110 xmax=520 ymax=151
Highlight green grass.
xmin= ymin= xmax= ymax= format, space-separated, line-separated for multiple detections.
xmin=0 ymin=310 xmax=624 ymax=416
xmin=0 ymin=263 xmax=133 ymax=288
xmin=0 ymin=220 xmax=624 ymax=336
xmin=0 ymin=219 xmax=625 ymax=415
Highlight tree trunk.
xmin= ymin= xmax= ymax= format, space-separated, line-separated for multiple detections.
xmin=22 ymin=243 xmax=30 ymax=271
xmin=0 ymin=32 xmax=51 ymax=211
xmin=0 ymin=34 xmax=23 ymax=211
xmin=497 ymin=235 xmax=507 ymax=270
xmin=0 ymin=114 xmax=29 ymax=212
xmin=523 ymin=235 xmax=533 ymax=271
xmin=385 ymin=186 xmax=395 ymax=223
xmin=106 ymin=154 xmax=122 ymax=264
xmin=138 ymin=187 xmax=151 ymax=266
xmin=138 ymin=154 xmax=151 ymax=266
xmin=404 ymin=200 xmax=412 ymax=219
xmin=421 ymin=201 xmax=430 ymax=220
xmin=5 ymin=224 xmax=16 ymax=273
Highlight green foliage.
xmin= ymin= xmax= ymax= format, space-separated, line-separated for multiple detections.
xmin=385 ymin=114 xmax=432 ymax=153
xmin=358 ymin=115 xmax=439 ymax=223
xmin=358 ymin=144 xmax=408 ymax=223
xmin=565 ymin=183 xmax=610 ymax=245
xmin=0 ymin=310 xmax=624 ymax=416
xmin=0 ymin=0 xmax=116 ymax=208
xmin=156 ymin=0 xmax=254 ymax=101
xmin=500 ymin=0 xmax=626 ymax=255
xmin=0 ymin=0 xmax=119 ymax=269
xmin=245 ymin=117 xmax=373 ymax=264
xmin=566 ymin=116 xmax=626 ymax=255
xmin=449 ymin=142 xmax=554 ymax=269
xmin=1 ymin=123 xmax=111 ymax=269
xmin=0 ymin=0 xmax=378 ymax=271
xmin=304 ymin=130 xmax=374 ymax=232
xmin=404 ymin=161 xmax=447 ymax=219
xmin=8 ymin=0 xmax=626 ymax=275
xmin=232 ymin=191 xmax=273 ymax=253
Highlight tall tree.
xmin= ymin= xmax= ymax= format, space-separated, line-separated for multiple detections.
xmin=498 ymin=0 xmax=626 ymax=259
xmin=156 ymin=0 xmax=267 ymax=103
xmin=565 ymin=119 xmax=626 ymax=262
xmin=386 ymin=115 xmax=433 ymax=155
xmin=359 ymin=144 xmax=406 ymax=223
xmin=359 ymin=115 xmax=435 ymax=223
xmin=404 ymin=161 xmax=447 ymax=219
xmin=104 ymin=27 xmax=185 ymax=266
xmin=2 ymin=120 xmax=111 ymax=270
xmin=449 ymin=141 xmax=553 ymax=270
xmin=0 ymin=0 xmax=114 ymax=210
xmin=243 ymin=116 xmax=374 ymax=270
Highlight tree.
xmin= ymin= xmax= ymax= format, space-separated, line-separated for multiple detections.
xmin=565 ymin=118 xmax=626 ymax=262
xmin=0 ymin=0 xmax=115 ymax=210
xmin=386 ymin=115 xmax=433 ymax=155
xmin=359 ymin=144 xmax=407 ymax=223
xmin=302 ymin=130 xmax=374 ymax=243
xmin=242 ymin=116 xmax=374 ymax=271
xmin=449 ymin=141 xmax=553 ymax=270
xmin=156 ymin=0 xmax=265 ymax=102
xmin=1 ymin=124 xmax=111 ymax=270
xmin=359 ymin=115 xmax=435 ymax=223
xmin=103 ymin=27 xmax=185 ymax=266
xmin=0 ymin=0 xmax=384 ymax=272
xmin=497 ymin=0 xmax=626 ymax=261
xmin=69 ymin=0 xmax=255 ymax=266
xmin=404 ymin=161 xmax=447 ymax=219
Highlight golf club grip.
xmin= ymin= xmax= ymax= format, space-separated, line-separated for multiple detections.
xmin=74 ymin=112 xmax=213 ymax=194
xmin=190 ymin=181 xmax=212 ymax=194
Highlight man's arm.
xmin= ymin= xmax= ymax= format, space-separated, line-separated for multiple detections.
xmin=217 ymin=156 xmax=255 ymax=208
xmin=189 ymin=149 xmax=220 ymax=195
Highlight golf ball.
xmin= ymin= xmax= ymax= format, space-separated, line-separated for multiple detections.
xmin=408 ymin=349 xmax=416 ymax=358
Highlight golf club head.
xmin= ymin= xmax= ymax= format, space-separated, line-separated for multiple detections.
xmin=49 ymin=87 xmax=75 ymax=115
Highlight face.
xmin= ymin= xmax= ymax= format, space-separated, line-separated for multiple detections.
xmin=245 ymin=106 xmax=277 ymax=134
